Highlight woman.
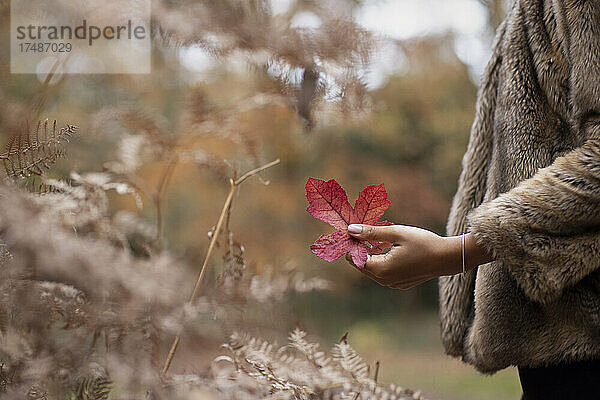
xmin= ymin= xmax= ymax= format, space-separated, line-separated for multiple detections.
xmin=346 ymin=1 xmax=600 ymax=398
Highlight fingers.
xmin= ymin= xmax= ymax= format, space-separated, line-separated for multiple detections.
xmin=363 ymin=252 xmax=429 ymax=289
xmin=346 ymin=252 xmax=386 ymax=277
xmin=346 ymin=253 xmax=384 ymax=277
xmin=363 ymin=257 xmax=417 ymax=289
xmin=346 ymin=253 xmax=386 ymax=284
xmin=346 ymin=250 xmax=424 ymax=289
xmin=389 ymin=277 xmax=429 ymax=290
xmin=348 ymin=224 xmax=401 ymax=243
xmin=363 ymin=253 xmax=390 ymax=276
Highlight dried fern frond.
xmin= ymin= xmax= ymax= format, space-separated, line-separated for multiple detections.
xmin=249 ymin=267 xmax=330 ymax=302
xmin=243 ymin=357 xmax=311 ymax=396
xmin=27 ymin=385 xmax=48 ymax=400
xmin=222 ymin=329 xmax=427 ymax=400
xmin=1 ymin=119 xmax=77 ymax=179
xmin=36 ymin=178 xmax=71 ymax=195
xmin=0 ymin=185 xmax=189 ymax=310
xmin=75 ymin=376 xmax=112 ymax=400
xmin=331 ymin=341 xmax=370 ymax=381
xmin=288 ymin=328 xmax=330 ymax=370
xmin=0 ymin=308 xmax=7 ymax=336
xmin=37 ymin=281 xmax=87 ymax=330
xmin=0 ymin=363 xmax=13 ymax=392
xmin=152 ymin=1 xmax=377 ymax=130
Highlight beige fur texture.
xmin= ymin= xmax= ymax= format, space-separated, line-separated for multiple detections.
xmin=439 ymin=0 xmax=600 ymax=373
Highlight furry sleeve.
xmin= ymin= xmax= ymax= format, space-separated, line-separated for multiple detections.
xmin=467 ymin=3 xmax=600 ymax=304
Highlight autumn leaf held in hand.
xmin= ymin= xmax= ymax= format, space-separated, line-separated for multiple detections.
xmin=306 ymin=177 xmax=393 ymax=269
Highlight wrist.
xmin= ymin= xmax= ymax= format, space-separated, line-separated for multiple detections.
xmin=436 ymin=235 xmax=464 ymax=276
xmin=464 ymin=232 xmax=494 ymax=268
xmin=436 ymin=233 xmax=494 ymax=276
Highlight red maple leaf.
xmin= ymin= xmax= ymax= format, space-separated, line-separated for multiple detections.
xmin=306 ymin=177 xmax=393 ymax=269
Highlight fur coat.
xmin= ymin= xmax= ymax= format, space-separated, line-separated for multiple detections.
xmin=439 ymin=0 xmax=600 ymax=374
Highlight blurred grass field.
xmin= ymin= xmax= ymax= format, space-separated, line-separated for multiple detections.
xmin=294 ymin=280 xmax=522 ymax=400
xmin=350 ymin=315 xmax=521 ymax=400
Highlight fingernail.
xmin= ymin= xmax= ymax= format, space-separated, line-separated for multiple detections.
xmin=348 ymin=224 xmax=362 ymax=234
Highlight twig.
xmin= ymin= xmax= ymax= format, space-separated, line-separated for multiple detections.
xmin=161 ymin=158 xmax=280 ymax=377
xmin=339 ymin=332 xmax=349 ymax=344
xmin=234 ymin=158 xmax=280 ymax=185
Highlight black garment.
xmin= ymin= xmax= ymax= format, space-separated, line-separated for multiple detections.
xmin=518 ymin=359 xmax=600 ymax=399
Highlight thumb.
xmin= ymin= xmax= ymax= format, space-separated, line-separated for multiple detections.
xmin=347 ymin=224 xmax=399 ymax=242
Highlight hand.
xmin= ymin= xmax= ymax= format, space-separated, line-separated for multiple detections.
xmin=345 ymin=224 xmax=493 ymax=289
